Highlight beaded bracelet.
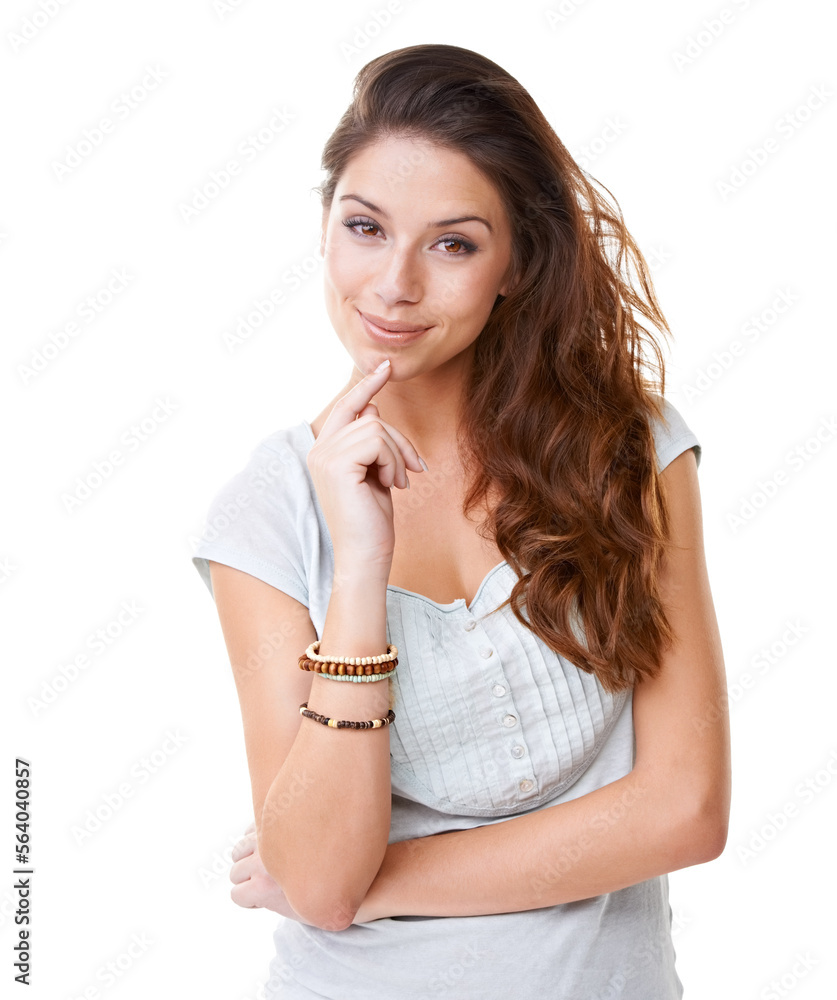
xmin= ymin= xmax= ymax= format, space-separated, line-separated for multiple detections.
xmin=304 ymin=640 xmax=398 ymax=666
xmin=298 ymin=656 xmax=398 ymax=676
xmin=311 ymin=672 xmax=394 ymax=683
xmin=299 ymin=702 xmax=396 ymax=729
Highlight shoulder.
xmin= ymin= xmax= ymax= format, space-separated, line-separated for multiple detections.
xmin=645 ymin=393 xmax=702 ymax=474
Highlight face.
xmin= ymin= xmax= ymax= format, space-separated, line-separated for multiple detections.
xmin=320 ymin=136 xmax=517 ymax=382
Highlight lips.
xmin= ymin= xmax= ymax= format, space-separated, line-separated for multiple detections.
xmin=358 ymin=310 xmax=432 ymax=344
xmin=359 ymin=311 xmax=430 ymax=333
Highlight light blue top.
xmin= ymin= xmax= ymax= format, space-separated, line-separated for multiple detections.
xmin=191 ymin=395 xmax=701 ymax=999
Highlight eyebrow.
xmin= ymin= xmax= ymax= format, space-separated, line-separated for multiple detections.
xmin=338 ymin=194 xmax=494 ymax=234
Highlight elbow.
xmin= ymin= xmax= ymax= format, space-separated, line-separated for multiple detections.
xmin=673 ymin=792 xmax=730 ymax=866
xmin=291 ymin=892 xmax=358 ymax=933
xmin=260 ymin=847 xmax=358 ymax=932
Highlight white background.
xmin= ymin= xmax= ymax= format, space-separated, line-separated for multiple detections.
xmin=2 ymin=0 xmax=835 ymax=997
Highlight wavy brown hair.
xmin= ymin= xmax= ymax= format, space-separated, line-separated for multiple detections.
xmin=315 ymin=43 xmax=679 ymax=693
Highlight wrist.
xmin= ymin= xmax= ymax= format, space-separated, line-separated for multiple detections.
xmin=332 ymin=558 xmax=391 ymax=586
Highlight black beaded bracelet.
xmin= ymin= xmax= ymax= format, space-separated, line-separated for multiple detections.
xmin=299 ymin=702 xmax=396 ymax=730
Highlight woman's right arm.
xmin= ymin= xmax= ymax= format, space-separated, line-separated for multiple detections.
xmin=209 ymin=560 xmax=392 ymax=932
xmin=209 ymin=358 xmax=425 ymax=932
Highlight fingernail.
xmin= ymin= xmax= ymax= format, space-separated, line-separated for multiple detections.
xmin=405 ymin=475 xmax=411 ymax=490
xmin=418 ymin=456 xmax=429 ymax=472
xmin=373 ymin=359 xmax=390 ymax=374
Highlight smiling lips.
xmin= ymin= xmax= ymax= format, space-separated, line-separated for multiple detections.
xmin=358 ymin=310 xmax=432 ymax=342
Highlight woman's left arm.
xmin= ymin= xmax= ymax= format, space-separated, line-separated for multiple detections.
xmin=353 ymin=447 xmax=731 ymax=923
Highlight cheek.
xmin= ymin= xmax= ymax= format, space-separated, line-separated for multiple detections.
xmin=435 ymin=270 xmax=497 ymax=326
xmin=324 ymin=239 xmax=368 ymax=295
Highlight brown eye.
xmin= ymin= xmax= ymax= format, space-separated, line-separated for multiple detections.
xmin=360 ymin=223 xmax=379 ymax=236
xmin=441 ymin=239 xmax=463 ymax=253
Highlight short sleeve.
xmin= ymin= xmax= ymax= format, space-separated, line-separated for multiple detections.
xmin=648 ymin=395 xmax=701 ymax=474
xmin=190 ymin=428 xmax=313 ymax=608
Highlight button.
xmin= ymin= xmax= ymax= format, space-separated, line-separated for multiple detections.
xmin=502 ymin=714 xmax=517 ymax=728
xmin=491 ymin=684 xmax=506 ymax=698
xmin=519 ymin=779 xmax=534 ymax=792
xmin=463 ymin=620 xmax=476 ymax=631
xmin=479 ymin=646 xmax=494 ymax=658
xmin=510 ymin=745 xmax=525 ymax=758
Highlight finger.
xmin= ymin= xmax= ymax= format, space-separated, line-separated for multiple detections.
xmin=231 ymin=832 xmax=257 ymax=863
xmin=350 ymin=416 xmax=410 ymax=490
xmin=357 ymin=402 xmax=378 ymax=420
xmin=320 ymin=360 xmax=392 ymax=435
xmin=243 ymin=819 xmax=256 ymax=836
xmin=354 ymin=412 xmax=426 ymax=482
xmin=230 ymin=854 xmax=258 ymax=886
xmin=355 ymin=402 xmax=409 ymax=485
xmin=230 ymin=881 xmax=260 ymax=909
xmin=373 ymin=418 xmax=427 ymax=477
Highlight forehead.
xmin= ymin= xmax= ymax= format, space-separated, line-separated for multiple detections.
xmin=335 ymin=136 xmax=506 ymax=215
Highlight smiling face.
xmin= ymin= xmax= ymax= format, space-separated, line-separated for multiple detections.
xmin=320 ymin=135 xmax=517 ymax=383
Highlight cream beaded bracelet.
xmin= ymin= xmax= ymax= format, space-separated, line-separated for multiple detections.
xmin=304 ymin=640 xmax=398 ymax=666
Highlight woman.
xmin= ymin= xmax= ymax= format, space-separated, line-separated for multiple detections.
xmin=192 ymin=43 xmax=730 ymax=998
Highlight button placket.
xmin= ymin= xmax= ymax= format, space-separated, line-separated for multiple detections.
xmin=461 ymin=611 xmax=537 ymax=803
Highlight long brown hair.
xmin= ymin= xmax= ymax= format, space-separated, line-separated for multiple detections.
xmin=316 ymin=44 xmax=676 ymax=692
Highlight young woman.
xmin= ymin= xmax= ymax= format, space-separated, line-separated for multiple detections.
xmin=192 ymin=43 xmax=730 ymax=999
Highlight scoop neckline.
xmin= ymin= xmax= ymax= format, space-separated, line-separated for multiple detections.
xmin=298 ymin=418 xmax=508 ymax=613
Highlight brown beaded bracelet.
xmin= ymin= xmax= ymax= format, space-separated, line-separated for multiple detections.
xmin=299 ymin=702 xmax=396 ymax=730
xmin=298 ymin=656 xmax=398 ymax=676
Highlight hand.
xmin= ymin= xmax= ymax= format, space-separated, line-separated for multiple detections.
xmin=229 ymin=821 xmax=317 ymax=926
xmin=306 ymin=360 xmax=426 ymax=570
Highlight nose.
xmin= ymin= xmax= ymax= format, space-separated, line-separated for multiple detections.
xmin=372 ymin=246 xmax=423 ymax=307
